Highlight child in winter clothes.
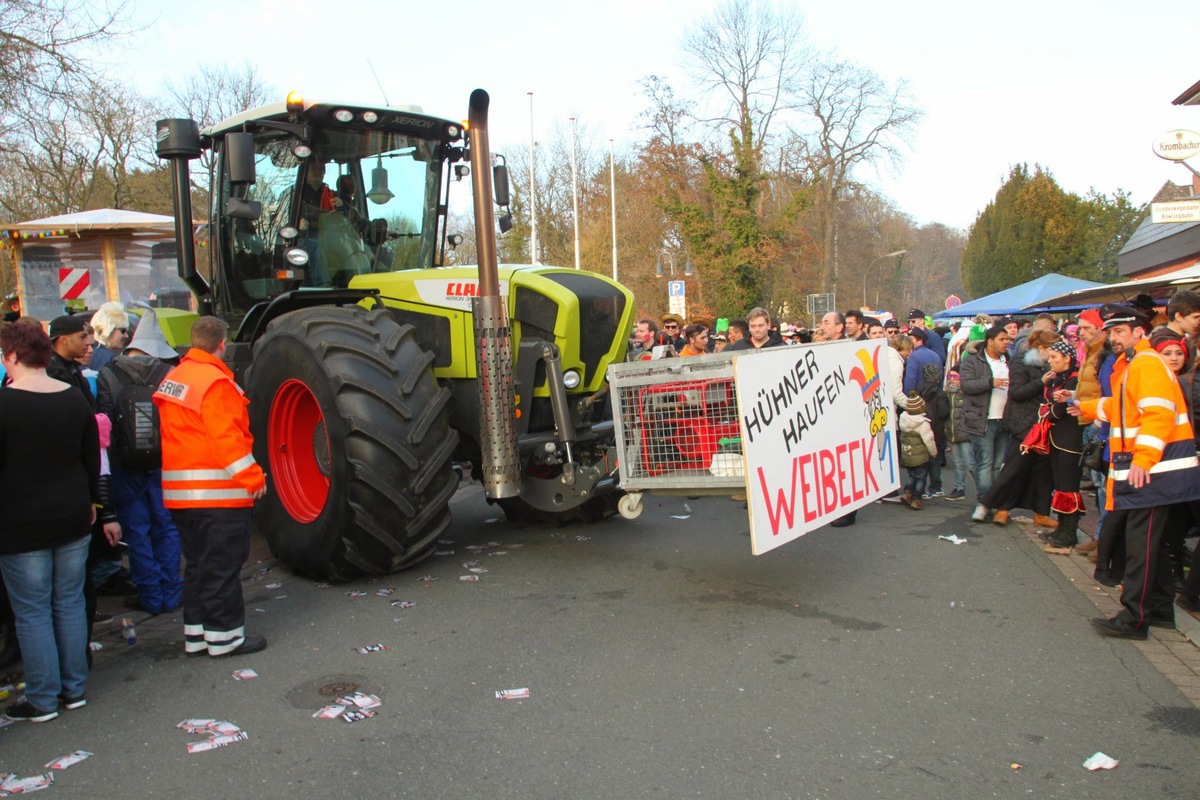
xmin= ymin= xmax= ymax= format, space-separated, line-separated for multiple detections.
xmin=899 ymin=392 xmax=938 ymax=510
xmin=915 ymin=361 xmax=949 ymax=497
xmin=943 ymin=368 xmax=974 ymax=500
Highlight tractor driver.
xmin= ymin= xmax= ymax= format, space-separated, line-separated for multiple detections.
xmin=298 ymin=159 xmax=334 ymax=286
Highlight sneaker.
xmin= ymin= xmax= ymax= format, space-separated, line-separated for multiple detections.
xmin=910 ymin=497 xmax=925 ymax=510
xmin=944 ymin=488 xmax=965 ymax=501
xmin=971 ymin=504 xmax=988 ymax=522
xmin=59 ymin=694 xmax=87 ymax=710
xmin=920 ymin=492 xmax=931 ymax=500
xmin=930 ymin=490 xmax=945 ymax=498
xmin=5 ymin=698 xmax=58 ymax=723
xmin=992 ymin=510 xmax=1009 ymax=526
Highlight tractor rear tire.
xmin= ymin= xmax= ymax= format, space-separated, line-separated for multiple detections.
xmin=246 ymin=306 xmax=458 ymax=581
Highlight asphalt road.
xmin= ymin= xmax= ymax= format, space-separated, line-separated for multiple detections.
xmin=2 ymin=484 xmax=1198 ymax=798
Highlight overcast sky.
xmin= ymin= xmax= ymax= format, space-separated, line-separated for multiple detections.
xmin=115 ymin=0 xmax=1197 ymax=231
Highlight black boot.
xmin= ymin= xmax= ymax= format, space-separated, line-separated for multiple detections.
xmin=1046 ymin=512 xmax=1079 ymax=553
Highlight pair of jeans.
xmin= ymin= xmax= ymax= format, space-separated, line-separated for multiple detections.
xmin=0 ymin=536 xmax=90 ymax=712
xmin=904 ymin=463 xmax=929 ymax=497
xmin=971 ymin=419 xmax=1008 ymax=498
xmin=950 ymin=441 xmax=974 ymax=492
xmin=1081 ymin=424 xmax=1107 ymax=533
xmin=113 ymin=466 xmax=183 ymax=614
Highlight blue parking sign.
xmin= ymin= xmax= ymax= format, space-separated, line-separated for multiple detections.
xmin=669 ymin=280 xmax=685 ymax=298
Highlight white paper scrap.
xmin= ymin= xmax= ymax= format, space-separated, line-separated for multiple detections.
xmin=1082 ymin=752 xmax=1119 ymax=771
xmin=938 ymin=534 xmax=968 ymax=544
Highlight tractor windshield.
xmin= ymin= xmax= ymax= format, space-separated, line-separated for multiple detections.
xmin=216 ymin=126 xmax=444 ymax=314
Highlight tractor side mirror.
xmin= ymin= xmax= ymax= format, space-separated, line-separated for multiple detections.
xmin=226 ymin=133 xmax=256 ymax=185
xmin=493 ymin=163 xmax=510 ymax=207
xmin=227 ymin=197 xmax=262 ymax=221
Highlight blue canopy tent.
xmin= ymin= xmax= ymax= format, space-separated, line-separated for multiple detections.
xmin=932 ymin=273 xmax=1106 ymax=319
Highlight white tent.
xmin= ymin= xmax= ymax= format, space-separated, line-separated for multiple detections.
xmin=4 ymin=209 xmax=184 ymax=320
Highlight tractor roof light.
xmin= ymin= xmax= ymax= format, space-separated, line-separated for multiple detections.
xmin=285 ymin=91 xmax=305 ymax=114
xmin=279 ymin=226 xmax=299 ymax=240
xmin=292 ymin=144 xmax=312 ymax=159
xmin=362 ymin=111 xmax=379 ymax=124
xmin=333 ymin=109 xmax=354 ymax=123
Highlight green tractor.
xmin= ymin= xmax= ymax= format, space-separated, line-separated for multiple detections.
xmin=156 ymin=89 xmax=634 ymax=580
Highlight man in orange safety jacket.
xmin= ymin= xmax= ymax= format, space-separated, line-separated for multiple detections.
xmin=1073 ymin=304 xmax=1200 ymax=639
xmin=154 ymin=316 xmax=268 ymax=657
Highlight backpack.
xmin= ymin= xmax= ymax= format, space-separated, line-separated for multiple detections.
xmin=109 ymin=361 xmax=172 ymax=471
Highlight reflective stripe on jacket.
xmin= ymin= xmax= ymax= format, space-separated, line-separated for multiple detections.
xmin=153 ymin=348 xmax=264 ymax=509
xmin=1079 ymin=339 xmax=1200 ymax=510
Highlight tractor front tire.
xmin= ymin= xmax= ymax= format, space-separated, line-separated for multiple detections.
xmin=246 ymin=306 xmax=457 ymax=581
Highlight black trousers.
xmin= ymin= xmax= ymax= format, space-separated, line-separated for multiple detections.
xmin=1117 ymin=506 xmax=1175 ymax=628
xmin=171 ymin=507 xmax=251 ymax=656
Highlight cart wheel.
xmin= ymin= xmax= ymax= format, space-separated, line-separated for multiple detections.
xmin=618 ymin=493 xmax=644 ymax=520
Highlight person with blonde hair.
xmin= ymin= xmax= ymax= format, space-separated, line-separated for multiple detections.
xmin=89 ymin=302 xmax=130 ymax=372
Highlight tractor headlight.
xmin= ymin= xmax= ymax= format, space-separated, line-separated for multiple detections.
xmin=333 ymin=109 xmax=354 ymax=123
xmin=562 ymin=369 xmax=581 ymax=390
xmin=279 ymin=226 xmax=298 ymax=240
xmin=362 ymin=111 xmax=379 ymax=124
xmin=284 ymin=247 xmax=310 ymax=266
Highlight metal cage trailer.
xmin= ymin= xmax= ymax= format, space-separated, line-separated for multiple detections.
xmin=608 ymin=351 xmax=745 ymax=519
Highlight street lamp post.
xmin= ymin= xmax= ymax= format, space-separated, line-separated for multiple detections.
xmin=861 ymin=249 xmax=908 ymax=309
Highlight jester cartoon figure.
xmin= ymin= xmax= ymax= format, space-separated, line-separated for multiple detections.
xmin=848 ymin=346 xmax=889 ymax=461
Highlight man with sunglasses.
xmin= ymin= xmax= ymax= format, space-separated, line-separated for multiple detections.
xmin=660 ymin=314 xmax=686 ymax=350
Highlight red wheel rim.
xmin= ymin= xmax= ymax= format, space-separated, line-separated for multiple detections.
xmin=268 ymin=379 xmax=330 ymax=523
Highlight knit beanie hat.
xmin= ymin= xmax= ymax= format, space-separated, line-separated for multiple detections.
xmin=905 ymin=392 xmax=925 ymax=415
xmin=922 ymin=363 xmax=941 ymax=383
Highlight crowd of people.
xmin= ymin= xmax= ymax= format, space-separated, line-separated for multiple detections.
xmin=0 ymin=302 xmax=267 ymax=724
xmin=633 ymin=294 xmax=1200 ymax=638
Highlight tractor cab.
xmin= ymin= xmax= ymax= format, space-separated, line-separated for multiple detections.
xmin=199 ymin=94 xmax=468 ymax=332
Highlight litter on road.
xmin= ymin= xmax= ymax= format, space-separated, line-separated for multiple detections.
xmin=354 ymin=644 xmax=387 ymax=654
xmin=344 ymin=591 xmax=367 ymax=598
xmin=177 ymin=719 xmax=248 ymax=754
xmin=460 ymin=575 xmax=480 ymax=582
xmin=44 ymin=751 xmax=92 ymax=771
xmin=231 ymin=669 xmax=258 ymax=680
xmin=938 ymin=534 xmax=969 ymax=544
xmin=495 ymin=688 xmax=530 ymax=700
xmin=390 ymin=600 xmax=415 ymax=608
xmin=1083 ymin=752 xmax=1119 ymax=770
xmin=374 ymin=588 xmax=394 ymax=597
xmin=0 ymin=772 xmax=54 ymax=794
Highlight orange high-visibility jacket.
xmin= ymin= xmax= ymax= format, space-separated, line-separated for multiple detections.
xmin=153 ymin=348 xmax=265 ymax=509
xmin=1078 ymin=338 xmax=1200 ymax=511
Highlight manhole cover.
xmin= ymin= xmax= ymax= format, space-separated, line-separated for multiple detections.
xmin=319 ymin=681 xmax=359 ymax=697
xmin=286 ymin=674 xmax=377 ymax=709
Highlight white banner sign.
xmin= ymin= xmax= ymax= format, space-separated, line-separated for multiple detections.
xmin=1151 ymin=201 xmax=1200 ymax=224
xmin=734 ymin=339 xmax=900 ymax=555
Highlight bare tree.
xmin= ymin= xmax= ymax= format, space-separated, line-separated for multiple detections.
xmin=681 ymin=0 xmax=807 ymax=164
xmin=163 ymin=63 xmax=276 ymax=190
xmin=0 ymin=0 xmax=129 ymax=145
xmin=793 ymin=55 xmax=922 ymax=296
